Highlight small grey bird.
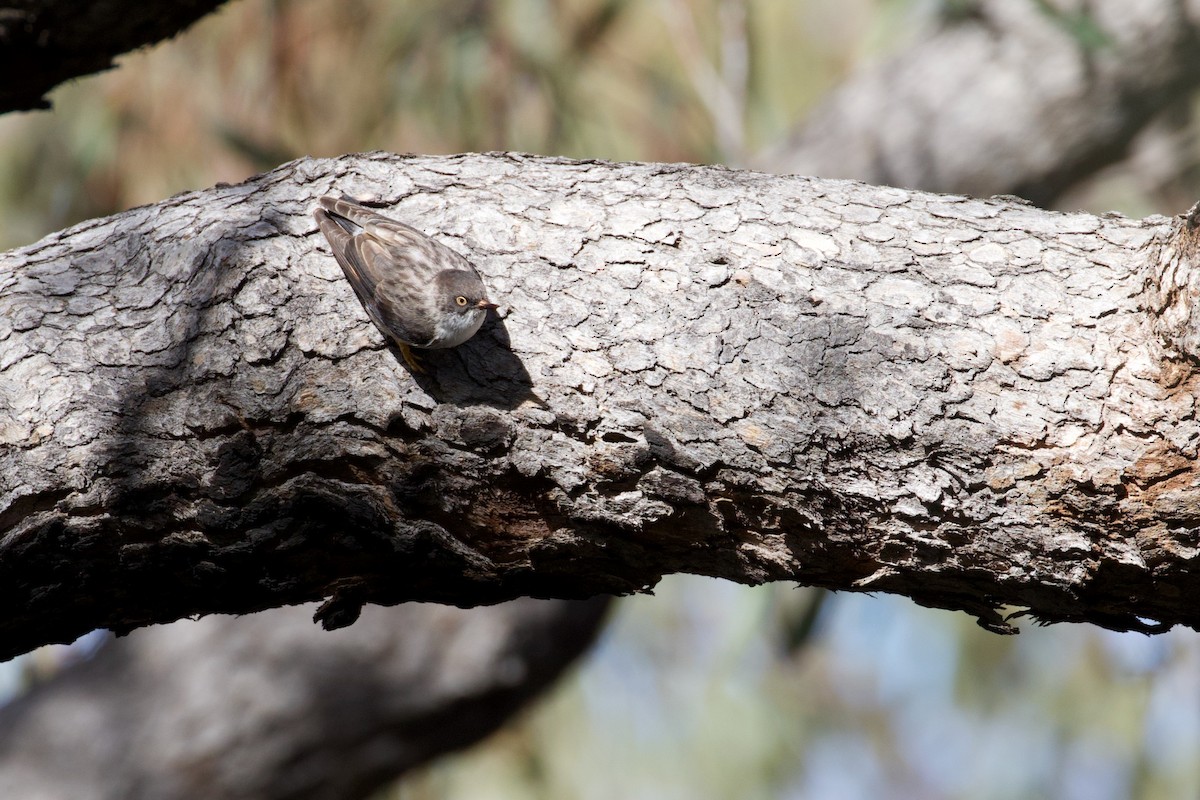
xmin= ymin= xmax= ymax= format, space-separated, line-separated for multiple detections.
xmin=313 ymin=196 xmax=498 ymax=371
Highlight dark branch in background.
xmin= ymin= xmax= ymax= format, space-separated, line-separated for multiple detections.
xmin=0 ymin=0 xmax=231 ymax=113
xmin=764 ymin=0 xmax=1200 ymax=207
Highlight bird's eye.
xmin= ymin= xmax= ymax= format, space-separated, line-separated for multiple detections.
xmin=455 ymin=296 xmax=468 ymax=307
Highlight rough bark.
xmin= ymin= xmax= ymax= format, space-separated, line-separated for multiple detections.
xmin=0 ymin=596 xmax=609 ymax=800
xmin=765 ymin=0 xmax=1200 ymax=206
xmin=2 ymin=152 xmax=1198 ymax=663
xmin=0 ymin=0 xmax=232 ymax=113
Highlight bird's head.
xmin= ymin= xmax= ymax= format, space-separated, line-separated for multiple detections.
xmin=431 ymin=270 xmax=498 ymax=348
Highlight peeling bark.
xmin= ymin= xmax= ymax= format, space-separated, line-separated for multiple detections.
xmin=767 ymin=0 xmax=1200 ymax=206
xmin=1 ymin=151 xmax=1197 ymax=662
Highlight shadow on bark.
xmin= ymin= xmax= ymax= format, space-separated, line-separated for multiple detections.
xmin=391 ymin=312 xmax=547 ymax=411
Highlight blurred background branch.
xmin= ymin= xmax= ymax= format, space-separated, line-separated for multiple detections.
xmin=0 ymin=599 xmax=611 ymax=800
xmin=765 ymin=0 xmax=1200 ymax=207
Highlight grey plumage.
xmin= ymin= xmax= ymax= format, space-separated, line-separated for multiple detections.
xmin=313 ymin=197 xmax=497 ymax=366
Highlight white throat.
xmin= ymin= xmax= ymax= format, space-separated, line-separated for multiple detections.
xmin=430 ymin=308 xmax=486 ymax=349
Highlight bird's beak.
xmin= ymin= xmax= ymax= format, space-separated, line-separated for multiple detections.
xmin=478 ymin=300 xmax=500 ymax=311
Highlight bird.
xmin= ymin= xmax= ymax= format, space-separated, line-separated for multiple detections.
xmin=313 ymin=196 xmax=498 ymax=372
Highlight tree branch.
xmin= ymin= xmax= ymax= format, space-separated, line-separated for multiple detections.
xmin=0 ymin=0 xmax=232 ymax=113
xmin=765 ymin=0 xmax=1200 ymax=206
xmin=2 ymin=151 xmax=1196 ymax=662
xmin=0 ymin=597 xmax=610 ymax=800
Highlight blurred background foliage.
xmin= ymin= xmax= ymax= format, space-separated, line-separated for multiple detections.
xmin=0 ymin=0 xmax=919 ymax=249
xmin=1 ymin=0 xmax=1198 ymax=798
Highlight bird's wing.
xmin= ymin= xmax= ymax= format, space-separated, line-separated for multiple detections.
xmin=318 ymin=195 xmax=479 ymax=271
xmin=313 ymin=201 xmax=437 ymax=345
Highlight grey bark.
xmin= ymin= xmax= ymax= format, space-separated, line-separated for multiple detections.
xmin=765 ymin=0 xmax=1200 ymax=206
xmin=2 ymin=151 xmax=1198 ymax=663
xmin=0 ymin=0 xmax=232 ymax=113
xmin=0 ymin=597 xmax=609 ymax=800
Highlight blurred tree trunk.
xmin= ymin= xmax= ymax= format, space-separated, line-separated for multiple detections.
xmin=765 ymin=0 xmax=1200 ymax=206
xmin=3 ymin=151 xmax=1198 ymax=659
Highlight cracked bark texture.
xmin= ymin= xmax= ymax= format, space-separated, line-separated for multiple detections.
xmin=0 ymin=0 xmax=231 ymax=113
xmin=2 ymin=151 xmax=1198 ymax=664
xmin=766 ymin=0 xmax=1200 ymax=207
xmin=0 ymin=597 xmax=609 ymax=800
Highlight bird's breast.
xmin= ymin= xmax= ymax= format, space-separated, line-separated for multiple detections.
xmin=427 ymin=309 xmax=486 ymax=349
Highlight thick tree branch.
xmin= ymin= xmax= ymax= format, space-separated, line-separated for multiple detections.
xmin=2 ymin=152 xmax=1197 ymax=662
xmin=765 ymin=0 xmax=1200 ymax=206
xmin=0 ymin=0 xmax=232 ymax=113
